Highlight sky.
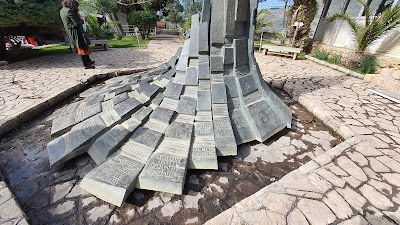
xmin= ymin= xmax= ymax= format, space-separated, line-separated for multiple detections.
xmin=258 ymin=0 xmax=293 ymax=9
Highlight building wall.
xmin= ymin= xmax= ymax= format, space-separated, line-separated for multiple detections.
xmin=314 ymin=17 xmax=400 ymax=59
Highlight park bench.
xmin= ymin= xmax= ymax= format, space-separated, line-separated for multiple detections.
xmin=89 ymin=39 xmax=109 ymax=51
xmin=262 ymin=44 xmax=302 ymax=60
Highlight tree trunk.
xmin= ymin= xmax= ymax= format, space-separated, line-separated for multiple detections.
xmin=0 ymin=35 xmax=7 ymax=61
xmin=110 ymin=12 xmax=125 ymax=37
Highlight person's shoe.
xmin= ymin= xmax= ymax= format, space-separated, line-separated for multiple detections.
xmin=84 ymin=65 xmax=95 ymax=69
xmin=89 ymin=61 xmax=95 ymax=65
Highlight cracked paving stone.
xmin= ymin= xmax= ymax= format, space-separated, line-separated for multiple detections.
xmin=381 ymin=173 xmax=400 ymax=187
xmin=297 ymin=198 xmax=336 ymax=225
xmin=337 ymin=156 xmax=367 ymax=182
xmin=323 ymin=190 xmax=353 ymax=219
xmin=377 ymin=156 xmax=400 ymax=173
xmin=369 ymin=157 xmax=391 ymax=172
xmin=87 ymin=205 xmax=113 ymax=223
xmin=360 ymin=184 xmax=393 ymax=210
xmin=336 ymin=187 xmax=367 ymax=213
xmin=338 ymin=215 xmax=369 ymax=225
xmin=347 ymin=151 xmax=368 ymax=166
xmin=287 ymin=208 xmax=308 ymax=225
xmin=260 ymin=193 xmax=296 ymax=215
xmin=52 ymin=180 xmax=76 ymax=203
xmin=365 ymin=206 xmax=396 ymax=225
xmin=369 ymin=179 xmax=392 ymax=195
xmin=238 ymin=210 xmax=286 ymax=225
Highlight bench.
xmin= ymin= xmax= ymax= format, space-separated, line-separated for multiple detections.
xmin=262 ymin=44 xmax=302 ymax=60
xmin=89 ymin=39 xmax=109 ymax=51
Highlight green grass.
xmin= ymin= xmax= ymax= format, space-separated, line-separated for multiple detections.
xmin=107 ymin=35 xmax=149 ymax=48
xmin=38 ymin=45 xmax=71 ymax=54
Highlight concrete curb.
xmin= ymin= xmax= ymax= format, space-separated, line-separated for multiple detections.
xmin=0 ymin=67 xmax=154 ymax=138
xmin=306 ymin=55 xmax=364 ymax=79
xmin=0 ymin=170 xmax=30 ymax=224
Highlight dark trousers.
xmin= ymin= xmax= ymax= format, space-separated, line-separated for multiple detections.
xmin=81 ymin=55 xmax=92 ymax=66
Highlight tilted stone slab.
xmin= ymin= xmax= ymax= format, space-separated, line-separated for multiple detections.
xmin=177 ymin=96 xmax=197 ymax=115
xmin=197 ymin=90 xmax=212 ymax=111
xmin=198 ymin=22 xmax=209 ymax=54
xmin=176 ymin=39 xmax=190 ymax=71
xmin=211 ymin=82 xmax=228 ymax=104
xmin=185 ymin=67 xmax=198 ymax=86
xmin=50 ymin=111 xmax=77 ymax=138
xmin=189 ymin=122 xmax=218 ymax=169
xmin=164 ymin=82 xmax=183 ymax=100
xmin=88 ymin=107 xmax=153 ymax=165
xmin=213 ymin=115 xmax=237 ymax=156
xmin=80 ymin=127 xmax=163 ymax=206
xmin=210 ymin=0 xmax=225 ymax=45
xmin=200 ymin=0 xmax=211 ymax=23
xmin=198 ymin=57 xmax=210 ymax=80
xmin=189 ymin=14 xmax=200 ymax=58
xmin=224 ymin=0 xmax=235 ymax=40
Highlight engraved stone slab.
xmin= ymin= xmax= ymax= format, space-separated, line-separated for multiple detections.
xmin=80 ymin=128 xmax=163 ymax=206
xmin=230 ymin=110 xmax=254 ymax=144
xmin=137 ymin=83 xmax=159 ymax=98
xmin=234 ymin=39 xmax=249 ymax=68
xmin=197 ymin=90 xmax=212 ymax=111
xmin=196 ymin=111 xmax=213 ymax=122
xmin=186 ymin=67 xmax=198 ymax=85
xmin=224 ymin=75 xmax=239 ymax=97
xmin=165 ymin=122 xmax=193 ymax=140
xmin=114 ymin=97 xmax=142 ymax=118
xmin=80 ymin=153 xmax=145 ymax=206
xmin=211 ymin=83 xmax=228 ymax=104
xmin=210 ymin=0 xmax=225 ymax=44
xmin=112 ymin=92 xmax=129 ymax=105
xmin=235 ymin=0 xmax=249 ymax=21
xmin=198 ymin=22 xmax=209 ymax=54
xmin=150 ymin=107 xmax=175 ymax=124
xmin=213 ymin=117 xmax=237 ymax=156
xmin=189 ymin=14 xmax=200 ymax=57
xmin=210 ymin=56 xmax=224 ymax=72
xmin=198 ymin=80 xmax=211 ymax=91
xmin=201 ymin=0 xmax=211 ymax=23
xmin=239 ymin=74 xmax=258 ymax=95
xmin=165 ymin=82 xmax=183 ymax=100
xmin=224 ymin=0 xmax=235 ymax=40
xmin=182 ymin=86 xmax=198 ymax=98
xmin=51 ymin=112 xmax=76 ymax=138
xmin=137 ymin=152 xmax=187 ymax=194
xmin=159 ymin=97 xmax=180 ymax=111
xmin=176 ymin=39 xmax=190 ymax=71
xmin=198 ymin=58 xmax=210 ymax=80
xmin=212 ymin=103 xmax=229 ymax=117
xmin=88 ymin=124 xmax=131 ymax=165
xmin=247 ymin=100 xmax=287 ymax=141
xmin=48 ymin=114 xmax=107 ymax=166
xmin=189 ymin=137 xmax=218 ymax=170
xmin=223 ymin=46 xmax=234 ymax=64
xmin=177 ymin=96 xmax=197 ymax=115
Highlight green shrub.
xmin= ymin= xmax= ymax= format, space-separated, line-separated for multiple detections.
xmin=329 ymin=54 xmax=342 ymax=65
xmin=314 ymin=49 xmax=329 ymax=61
xmin=359 ymin=55 xmax=377 ymax=74
xmin=128 ymin=11 xmax=157 ymax=39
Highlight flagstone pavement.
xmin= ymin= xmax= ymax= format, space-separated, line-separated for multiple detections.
xmin=0 ymin=37 xmax=400 ymax=224
xmin=206 ymin=53 xmax=400 ymax=224
xmin=0 ymin=35 xmax=183 ymax=136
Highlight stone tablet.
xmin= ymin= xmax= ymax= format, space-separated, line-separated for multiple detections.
xmin=198 ymin=22 xmax=209 ymax=54
xmin=239 ymin=74 xmax=258 ymax=95
xmin=213 ymin=117 xmax=237 ymax=156
xmin=210 ymin=55 xmax=224 ymax=72
xmin=189 ymin=14 xmax=200 ymax=57
xmin=189 ymin=137 xmax=218 ymax=170
xmin=164 ymin=82 xmax=183 ymax=100
xmin=51 ymin=112 xmax=76 ymax=138
xmin=165 ymin=122 xmax=194 ymax=140
xmin=176 ymin=39 xmax=190 ymax=71
xmin=230 ymin=110 xmax=254 ymax=144
xmin=223 ymin=47 xmax=234 ymax=65
xmin=113 ymin=97 xmax=142 ymax=118
xmin=185 ymin=67 xmax=198 ymax=85
xmin=177 ymin=96 xmax=197 ymax=115
xmin=211 ymin=82 xmax=228 ymax=104
xmin=198 ymin=59 xmax=210 ymax=80
xmin=197 ymin=90 xmax=212 ymax=111
xmin=210 ymin=0 xmax=225 ymax=45
xmin=234 ymin=39 xmax=249 ymax=69
xmin=88 ymin=124 xmax=131 ymax=165
xmin=150 ymin=107 xmax=175 ymax=124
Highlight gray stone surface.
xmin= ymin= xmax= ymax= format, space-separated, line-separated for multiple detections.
xmin=48 ymin=0 xmax=292 ymax=206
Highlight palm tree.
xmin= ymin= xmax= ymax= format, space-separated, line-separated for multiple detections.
xmin=326 ymin=0 xmax=400 ymax=53
xmin=286 ymin=0 xmax=319 ymax=48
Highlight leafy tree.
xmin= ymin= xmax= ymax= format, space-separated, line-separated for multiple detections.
xmin=81 ymin=0 xmax=125 ymax=37
xmin=285 ymin=0 xmax=319 ymax=48
xmin=164 ymin=1 xmax=184 ymax=24
xmin=0 ymin=0 xmax=62 ymax=60
xmin=182 ymin=0 xmax=202 ymax=15
xmin=256 ymin=9 xmax=274 ymax=35
xmin=127 ymin=10 xmax=157 ymax=39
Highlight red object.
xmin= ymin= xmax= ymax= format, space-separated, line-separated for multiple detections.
xmin=26 ymin=37 xmax=36 ymax=46
xmin=157 ymin=21 xmax=166 ymax=29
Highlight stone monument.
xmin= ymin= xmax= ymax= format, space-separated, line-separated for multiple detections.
xmin=46 ymin=0 xmax=292 ymax=206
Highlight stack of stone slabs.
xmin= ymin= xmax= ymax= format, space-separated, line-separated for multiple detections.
xmin=47 ymin=53 xmax=180 ymax=167
xmin=47 ymin=0 xmax=293 ymax=207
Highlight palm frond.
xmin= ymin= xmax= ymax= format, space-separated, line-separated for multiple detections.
xmin=326 ymin=12 xmax=360 ymax=35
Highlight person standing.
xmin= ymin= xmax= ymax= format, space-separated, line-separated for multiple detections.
xmin=60 ymin=0 xmax=95 ymax=69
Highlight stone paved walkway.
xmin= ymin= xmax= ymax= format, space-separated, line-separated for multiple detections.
xmin=0 ymin=35 xmax=182 ymax=136
xmin=205 ymin=54 xmax=400 ymax=224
